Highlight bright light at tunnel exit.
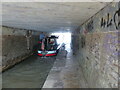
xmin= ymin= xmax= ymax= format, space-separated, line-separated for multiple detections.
xmin=51 ymin=32 xmax=71 ymax=45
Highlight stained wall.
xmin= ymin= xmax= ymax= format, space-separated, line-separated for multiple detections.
xmin=73 ymin=2 xmax=120 ymax=88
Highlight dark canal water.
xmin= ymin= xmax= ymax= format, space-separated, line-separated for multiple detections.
xmin=2 ymin=55 xmax=56 ymax=88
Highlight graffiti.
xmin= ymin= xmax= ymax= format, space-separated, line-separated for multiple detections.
xmin=114 ymin=8 xmax=120 ymax=29
xmin=85 ymin=20 xmax=94 ymax=32
xmin=101 ymin=8 xmax=120 ymax=30
xmin=101 ymin=17 xmax=105 ymax=28
xmin=107 ymin=13 xmax=113 ymax=27
xmin=103 ymin=32 xmax=120 ymax=62
xmin=101 ymin=13 xmax=113 ymax=28
xmin=83 ymin=29 xmax=88 ymax=35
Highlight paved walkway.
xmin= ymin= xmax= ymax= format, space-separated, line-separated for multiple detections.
xmin=42 ymin=49 xmax=88 ymax=88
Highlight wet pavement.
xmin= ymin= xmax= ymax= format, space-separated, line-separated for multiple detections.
xmin=2 ymin=55 xmax=56 ymax=88
xmin=42 ymin=47 xmax=88 ymax=88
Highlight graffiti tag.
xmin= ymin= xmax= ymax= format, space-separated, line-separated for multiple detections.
xmin=101 ymin=8 xmax=120 ymax=30
xmin=85 ymin=20 xmax=94 ymax=32
xmin=114 ymin=8 xmax=120 ymax=29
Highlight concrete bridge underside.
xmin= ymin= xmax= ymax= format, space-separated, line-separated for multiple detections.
xmin=1 ymin=1 xmax=120 ymax=88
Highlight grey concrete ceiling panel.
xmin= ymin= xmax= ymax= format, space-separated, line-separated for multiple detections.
xmin=2 ymin=2 xmax=108 ymax=32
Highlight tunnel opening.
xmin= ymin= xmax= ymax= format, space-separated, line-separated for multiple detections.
xmin=1 ymin=1 xmax=120 ymax=89
xmin=2 ymin=31 xmax=73 ymax=88
xmin=51 ymin=32 xmax=71 ymax=52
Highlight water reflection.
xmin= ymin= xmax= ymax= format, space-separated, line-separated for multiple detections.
xmin=2 ymin=55 xmax=55 ymax=88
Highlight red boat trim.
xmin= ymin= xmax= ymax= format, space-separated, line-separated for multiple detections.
xmin=38 ymin=53 xmax=43 ymax=56
xmin=38 ymin=41 xmax=42 ymax=43
xmin=45 ymin=53 xmax=56 ymax=56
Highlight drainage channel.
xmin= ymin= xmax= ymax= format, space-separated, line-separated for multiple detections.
xmin=2 ymin=55 xmax=56 ymax=88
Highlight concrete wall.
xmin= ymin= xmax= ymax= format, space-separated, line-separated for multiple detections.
xmin=73 ymin=2 xmax=119 ymax=88
xmin=2 ymin=26 xmax=42 ymax=71
xmin=0 ymin=26 xmax=2 ymax=71
xmin=71 ymin=29 xmax=80 ymax=55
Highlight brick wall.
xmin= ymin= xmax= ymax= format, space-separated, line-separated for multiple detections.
xmin=74 ymin=2 xmax=119 ymax=88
